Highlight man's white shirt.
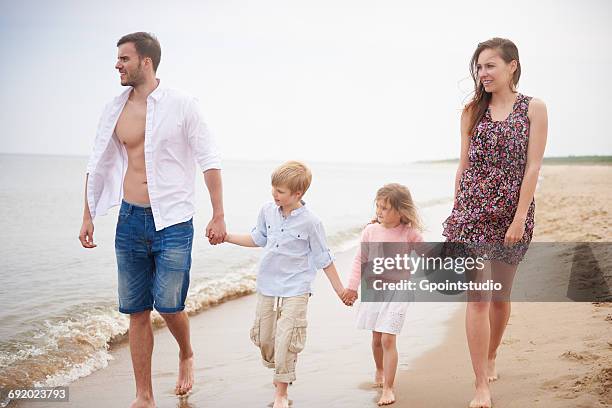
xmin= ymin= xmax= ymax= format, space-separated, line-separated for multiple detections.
xmin=86 ymin=81 xmax=221 ymax=231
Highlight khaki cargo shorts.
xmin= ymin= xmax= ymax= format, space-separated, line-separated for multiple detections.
xmin=250 ymin=293 xmax=309 ymax=383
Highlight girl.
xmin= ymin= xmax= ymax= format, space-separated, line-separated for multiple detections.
xmin=442 ymin=38 xmax=548 ymax=408
xmin=342 ymin=183 xmax=424 ymax=406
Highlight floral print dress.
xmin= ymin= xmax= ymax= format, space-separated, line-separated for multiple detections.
xmin=442 ymin=93 xmax=535 ymax=265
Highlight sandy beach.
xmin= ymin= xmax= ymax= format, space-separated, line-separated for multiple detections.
xmin=16 ymin=164 xmax=611 ymax=408
xmin=394 ymin=164 xmax=612 ymax=408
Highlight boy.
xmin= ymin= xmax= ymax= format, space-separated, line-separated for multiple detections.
xmin=224 ymin=160 xmax=345 ymax=408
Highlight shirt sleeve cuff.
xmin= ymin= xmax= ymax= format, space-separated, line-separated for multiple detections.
xmin=198 ymin=157 xmax=222 ymax=172
xmin=314 ymin=250 xmax=334 ymax=270
xmin=250 ymin=229 xmax=267 ymax=247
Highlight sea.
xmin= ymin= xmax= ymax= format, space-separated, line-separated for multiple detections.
xmin=0 ymin=154 xmax=456 ymax=392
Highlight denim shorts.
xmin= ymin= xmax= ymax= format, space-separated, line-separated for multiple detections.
xmin=115 ymin=200 xmax=194 ymax=314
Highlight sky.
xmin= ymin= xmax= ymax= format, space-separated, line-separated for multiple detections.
xmin=0 ymin=0 xmax=611 ymax=163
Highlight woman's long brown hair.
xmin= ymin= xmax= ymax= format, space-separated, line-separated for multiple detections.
xmin=465 ymin=38 xmax=521 ymax=135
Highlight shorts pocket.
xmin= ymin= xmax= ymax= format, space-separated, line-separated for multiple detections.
xmin=288 ymin=318 xmax=308 ymax=353
xmin=249 ymin=317 xmax=261 ymax=347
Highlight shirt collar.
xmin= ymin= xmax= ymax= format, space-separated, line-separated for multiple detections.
xmin=148 ymin=79 xmax=165 ymax=101
xmin=276 ymin=200 xmax=307 ymax=217
xmin=115 ymin=78 xmax=165 ymax=104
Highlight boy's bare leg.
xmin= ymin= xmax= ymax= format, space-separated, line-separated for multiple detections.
xmin=272 ymin=381 xmax=289 ymax=408
xmin=129 ymin=311 xmax=156 ymax=408
xmin=160 ymin=311 xmax=194 ymax=395
xmin=371 ymin=331 xmax=384 ymax=387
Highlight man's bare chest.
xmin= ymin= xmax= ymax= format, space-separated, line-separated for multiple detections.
xmin=115 ymin=101 xmax=146 ymax=148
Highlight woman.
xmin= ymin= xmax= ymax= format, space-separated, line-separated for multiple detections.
xmin=442 ymin=37 xmax=548 ymax=408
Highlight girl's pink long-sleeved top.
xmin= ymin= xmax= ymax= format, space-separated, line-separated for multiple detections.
xmin=347 ymin=222 xmax=423 ymax=291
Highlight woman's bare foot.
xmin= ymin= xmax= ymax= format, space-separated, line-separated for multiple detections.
xmin=377 ymin=387 xmax=395 ymax=406
xmin=272 ymin=394 xmax=289 ymax=408
xmin=468 ymin=384 xmax=492 ymax=408
xmin=487 ymin=358 xmax=499 ymax=383
xmin=129 ymin=396 xmax=155 ymax=408
xmin=174 ymin=352 xmax=194 ymax=395
xmin=373 ymin=369 xmax=384 ymax=388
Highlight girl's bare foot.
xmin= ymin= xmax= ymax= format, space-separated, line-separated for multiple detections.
xmin=174 ymin=353 xmax=194 ymax=395
xmin=373 ymin=369 xmax=384 ymax=388
xmin=468 ymin=384 xmax=492 ymax=408
xmin=377 ymin=387 xmax=395 ymax=406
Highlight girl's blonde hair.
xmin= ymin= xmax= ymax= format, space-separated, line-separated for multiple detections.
xmin=372 ymin=183 xmax=424 ymax=231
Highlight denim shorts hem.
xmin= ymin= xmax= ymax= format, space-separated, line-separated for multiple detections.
xmin=154 ymin=305 xmax=186 ymax=314
xmin=119 ymin=305 xmax=154 ymax=315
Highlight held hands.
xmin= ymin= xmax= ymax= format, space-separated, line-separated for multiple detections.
xmin=341 ymin=288 xmax=358 ymax=306
xmin=504 ymin=218 xmax=526 ymax=247
xmin=207 ymin=215 xmax=227 ymax=245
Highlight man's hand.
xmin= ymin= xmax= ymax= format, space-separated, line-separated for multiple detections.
xmin=79 ymin=218 xmax=97 ymax=248
xmin=206 ymin=215 xmax=226 ymax=245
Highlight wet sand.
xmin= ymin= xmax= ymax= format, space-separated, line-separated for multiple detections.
xmin=18 ymin=164 xmax=612 ymax=407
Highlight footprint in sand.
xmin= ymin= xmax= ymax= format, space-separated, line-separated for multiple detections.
xmin=560 ymin=350 xmax=600 ymax=362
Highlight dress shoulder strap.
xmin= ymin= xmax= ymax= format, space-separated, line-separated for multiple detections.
xmin=515 ymin=93 xmax=532 ymax=116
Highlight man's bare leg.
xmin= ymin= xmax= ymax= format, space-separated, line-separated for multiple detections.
xmin=160 ymin=311 xmax=194 ymax=395
xmin=129 ymin=310 xmax=155 ymax=408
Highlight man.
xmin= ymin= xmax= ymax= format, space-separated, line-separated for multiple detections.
xmin=78 ymin=32 xmax=225 ymax=408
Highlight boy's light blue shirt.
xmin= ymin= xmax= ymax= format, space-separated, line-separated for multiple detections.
xmin=250 ymin=201 xmax=334 ymax=297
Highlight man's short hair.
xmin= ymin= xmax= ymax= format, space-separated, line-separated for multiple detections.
xmin=117 ymin=32 xmax=161 ymax=72
xmin=271 ymin=161 xmax=312 ymax=196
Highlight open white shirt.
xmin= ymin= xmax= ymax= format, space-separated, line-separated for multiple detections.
xmin=86 ymin=81 xmax=221 ymax=231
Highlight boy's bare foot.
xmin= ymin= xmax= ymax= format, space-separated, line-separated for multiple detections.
xmin=129 ymin=396 xmax=155 ymax=408
xmin=373 ymin=369 xmax=384 ymax=388
xmin=377 ymin=388 xmax=395 ymax=405
xmin=487 ymin=358 xmax=499 ymax=382
xmin=272 ymin=395 xmax=289 ymax=408
xmin=175 ymin=352 xmax=194 ymax=395
xmin=468 ymin=385 xmax=492 ymax=408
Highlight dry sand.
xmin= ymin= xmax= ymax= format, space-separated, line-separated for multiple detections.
xmin=394 ymin=164 xmax=612 ymax=408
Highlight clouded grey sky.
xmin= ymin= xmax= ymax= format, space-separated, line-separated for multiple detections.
xmin=1 ymin=0 xmax=610 ymax=163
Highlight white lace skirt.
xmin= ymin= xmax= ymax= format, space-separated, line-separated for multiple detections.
xmin=355 ymin=292 xmax=410 ymax=335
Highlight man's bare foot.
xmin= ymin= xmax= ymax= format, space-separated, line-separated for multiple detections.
xmin=129 ymin=396 xmax=155 ymax=408
xmin=174 ymin=352 xmax=194 ymax=396
xmin=487 ymin=358 xmax=499 ymax=383
xmin=468 ymin=385 xmax=492 ymax=408
xmin=272 ymin=394 xmax=289 ymax=408
xmin=377 ymin=387 xmax=395 ymax=405
xmin=373 ymin=369 xmax=384 ymax=388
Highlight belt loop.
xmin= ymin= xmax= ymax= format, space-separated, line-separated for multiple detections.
xmin=273 ymin=296 xmax=278 ymax=312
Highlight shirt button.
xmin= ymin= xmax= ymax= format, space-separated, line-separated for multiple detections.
xmin=276 ymin=244 xmax=279 ymax=248
xmin=281 ymin=229 xmax=284 ymax=232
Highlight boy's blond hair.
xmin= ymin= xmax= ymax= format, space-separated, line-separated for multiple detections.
xmin=271 ymin=161 xmax=312 ymax=196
